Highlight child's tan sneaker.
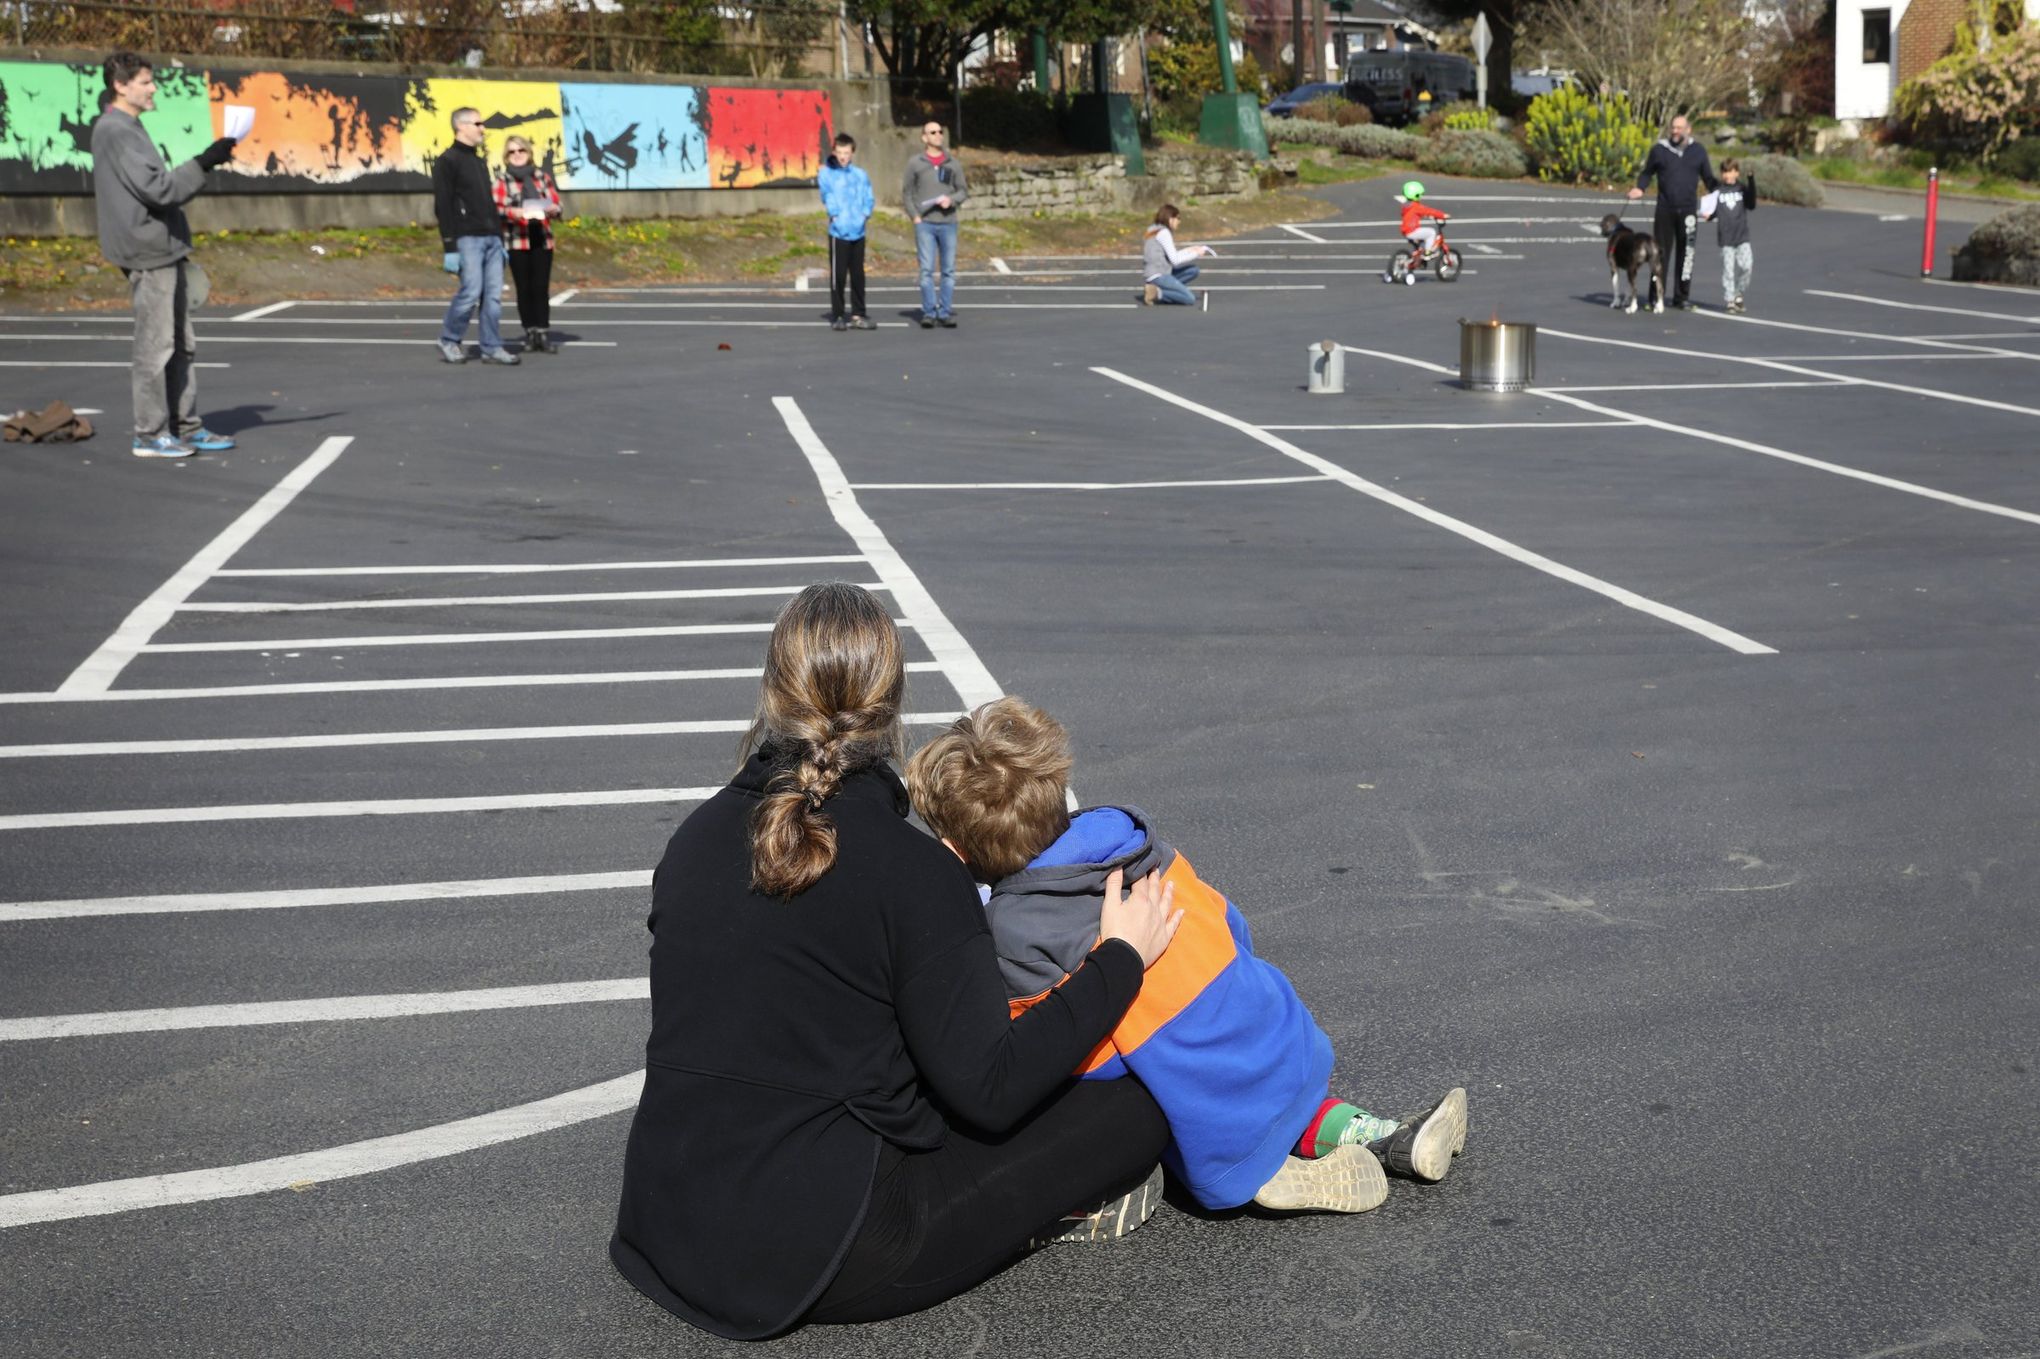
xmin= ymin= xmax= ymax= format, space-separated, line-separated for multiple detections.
xmin=1251 ymin=1144 xmax=1389 ymax=1214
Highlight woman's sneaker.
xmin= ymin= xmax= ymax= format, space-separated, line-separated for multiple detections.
xmin=1367 ymin=1087 xmax=1468 ymax=1183
xmin=1030 ymin=1163 xmax=1165 ymax=1246
xmin=1252 ymin=1144 xmax=1388 ymax=1214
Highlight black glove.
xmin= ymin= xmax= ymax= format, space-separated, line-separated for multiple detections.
xmin=196 ymin=137 xmax=237 ymax=171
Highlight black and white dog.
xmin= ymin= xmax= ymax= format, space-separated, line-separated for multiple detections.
xmin=1600 ymin=214 xmax=1664 ymax=315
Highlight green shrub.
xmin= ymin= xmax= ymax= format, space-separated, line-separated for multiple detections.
xmin=1894 ymin=24 xmax=2040 ymax=159
xmin=1336 ymin=123 xmax=1425 ymax=160
xmin=1297 ymin=97 xmax=1345 ymax=123
xmin=1952 ymin=203 xmax=2040 ymax=285
xmin=1999 ymin=136 xmax=2040 ymax=182
xmin=1524 ymin=88 xmax=1654 ymax=187
xmin=1442 ymin=105 xmax=1497 ymax=131
xmin=1150 ymin=42 xmax=1267 ymax=103
xmin=959 ymin=87 xmax=1057 ymax=150
xmin=1418 ymin=128 xmax=1528 ymax=178
xmin=1737 ymin=153 xmax=1824 ymax=207
xmin=1332 ymin=101 xmax=1374 ymax=127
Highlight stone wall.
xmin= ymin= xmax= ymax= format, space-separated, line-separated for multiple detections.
xmin=966 ymin=149 xmax=1259 ymax=218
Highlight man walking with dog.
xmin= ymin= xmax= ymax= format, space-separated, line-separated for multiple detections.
xmin=1627 ymin=115 xmax=1717 ymax=312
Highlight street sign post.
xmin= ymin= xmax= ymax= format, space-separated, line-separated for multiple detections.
xmin=1472 ymin=11 xmax=1492 ymax=108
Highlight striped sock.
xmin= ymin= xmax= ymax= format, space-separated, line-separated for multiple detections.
xmin=1296 ymin=1099 xmax=1402 ymax=1159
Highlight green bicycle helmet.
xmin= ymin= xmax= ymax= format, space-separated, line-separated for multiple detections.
xmin=1402 ymin=180 xmax=1425 ymax=200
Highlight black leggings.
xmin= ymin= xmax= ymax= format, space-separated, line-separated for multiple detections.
xmin=506 ymin=234 xmax=553 ymax=330
xmin=806 ymin=1077 xmax=1168 ymax=1325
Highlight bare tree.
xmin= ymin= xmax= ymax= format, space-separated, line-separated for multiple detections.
xmin=1523 ymin=0 xmax=1755 ymax=129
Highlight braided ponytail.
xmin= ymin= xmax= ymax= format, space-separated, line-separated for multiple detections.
xmin=746 ymin=583 xmax=906 ymax=899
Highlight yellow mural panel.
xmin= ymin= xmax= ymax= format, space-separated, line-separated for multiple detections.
xmin=400 ymin=78 xmax=566 ymax=178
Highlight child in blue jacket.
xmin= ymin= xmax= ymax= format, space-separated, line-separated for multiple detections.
xmin=816 ymin=132 xmax=875 ymax=331
xmin=907 ymin=697 xmax=1469 ymax=1215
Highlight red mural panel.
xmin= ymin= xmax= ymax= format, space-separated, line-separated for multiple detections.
xmin=704 ymin=87 xmax=831 ymax=189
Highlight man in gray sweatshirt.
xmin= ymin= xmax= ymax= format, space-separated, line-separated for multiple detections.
xmin=901 ymin=121 xmax=968 ymax=329
xmin=90 ymin=51 xmax=239 ymax=457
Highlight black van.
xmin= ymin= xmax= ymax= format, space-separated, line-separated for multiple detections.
xmin=1344 ymin=49 xmax=1478 ymax=124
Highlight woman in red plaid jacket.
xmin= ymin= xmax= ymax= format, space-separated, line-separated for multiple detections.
xmin=493 ymin=135 xmax=564 ymax=355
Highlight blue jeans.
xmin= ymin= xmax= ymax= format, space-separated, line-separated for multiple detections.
xmin=441 ymin=235 xmax=505 ymax=352
xmin=915 ymin=221 xmax=958 ymax=318
xmin=1151 ymin=262 xmax=1200 ymax=305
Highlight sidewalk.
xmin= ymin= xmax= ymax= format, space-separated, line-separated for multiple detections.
xmin=1814 ymin=179 xmax=2024 ymax=225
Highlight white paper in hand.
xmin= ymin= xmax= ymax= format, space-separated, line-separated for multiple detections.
xmin=1697 ymin=190 xmax=1719 ymax=220
xmin=222 ymin=104 xmax=255 ymax=142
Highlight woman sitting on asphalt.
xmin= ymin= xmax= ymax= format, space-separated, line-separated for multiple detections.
xmin=1141 ymin=203 xmax=1216 ymax=306
xmin=610 ymin=581 xmax=1183 ymax=1339
xmin=491 ymin=135 xmax=562 ymax=355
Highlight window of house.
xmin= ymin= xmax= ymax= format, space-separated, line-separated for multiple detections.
xmin=1862 ymin=8 xmax=1892 ymax=64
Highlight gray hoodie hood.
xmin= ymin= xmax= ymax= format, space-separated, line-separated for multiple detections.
xmin=983 ymin=805 xmax=1176 ymax=999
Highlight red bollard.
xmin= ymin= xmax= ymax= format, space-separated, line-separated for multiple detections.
xmin=1921 ymin=166 xmax=1940 ymax=277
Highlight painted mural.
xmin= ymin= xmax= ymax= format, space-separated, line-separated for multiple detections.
xmin=0 ymin=61 xmax=831 ymax=196
xmin=704 ymin=87 xmax=831 ymax=189
xmin=0 ymin=60 xmax=213 ymax=193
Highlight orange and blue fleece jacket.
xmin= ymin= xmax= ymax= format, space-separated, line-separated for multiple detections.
xmin=988 ymin=806 xmax=1335 ymax=1209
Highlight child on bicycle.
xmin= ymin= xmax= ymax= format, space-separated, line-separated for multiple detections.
xmin=1397 ymin=180 xmax=1448 ymax=259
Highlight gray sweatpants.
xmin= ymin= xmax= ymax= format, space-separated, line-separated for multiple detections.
xmin=1720 ymin=243 xmax=1753 ymax=303
xmin=128 ymin=258 xmax=205 ymax=439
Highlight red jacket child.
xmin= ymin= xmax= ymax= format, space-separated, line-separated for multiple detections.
xmin=1400 ymin=198 xmax=1448 ymax=238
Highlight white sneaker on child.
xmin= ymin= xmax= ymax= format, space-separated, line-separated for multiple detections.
xmin=1251 ymin=1144 xmax=1389 ymax=1214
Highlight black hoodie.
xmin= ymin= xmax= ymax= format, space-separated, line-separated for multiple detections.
xmin=1636 ymin=137 xmax=1719 ymax=213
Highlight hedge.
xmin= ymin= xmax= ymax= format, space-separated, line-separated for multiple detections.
xmin=1736 ymin=153 xmax=1824 ymax=207
xmin=1418 ymin=129 xmax=1529 ymax=178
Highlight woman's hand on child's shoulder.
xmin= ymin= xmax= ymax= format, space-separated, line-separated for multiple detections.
xmin=1098 ymin=868 xmax=1182 ymax=970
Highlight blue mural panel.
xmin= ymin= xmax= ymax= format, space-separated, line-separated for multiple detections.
xmin=559 ymin=82 xmax=707 ymax=191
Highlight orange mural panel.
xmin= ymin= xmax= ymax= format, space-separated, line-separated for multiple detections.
xmin=704 ymin=87 xmax=831 ymax=189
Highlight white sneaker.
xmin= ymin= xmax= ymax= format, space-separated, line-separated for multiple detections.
xmin=1252 ymin=1144 xmax=1389 ymax=1213
xmin=132 ymin=434 xmax=194 ymax=458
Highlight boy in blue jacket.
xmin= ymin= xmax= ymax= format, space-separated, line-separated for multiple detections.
xmin=817 ymin=132 xmax=875 ymax=331
xmin=907 ymin=697 xmax=1469 ymax=1216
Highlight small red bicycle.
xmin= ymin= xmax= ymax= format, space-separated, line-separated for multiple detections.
xmin=1385 ymin=230 xmax=1463 ymax=285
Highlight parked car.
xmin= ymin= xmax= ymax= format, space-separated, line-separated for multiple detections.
xmin=1512 ymin=67 xmax=1577 ymax=97
xmin=1345 ymin=49 xmax=1477 ymax=124
xmin=1264 ymin=82 xmax=1353 ymax=118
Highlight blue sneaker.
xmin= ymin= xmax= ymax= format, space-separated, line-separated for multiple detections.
xmin=181 ymin=428 xmax=236 ymax=451
xmin=132 ymin=434 xmax=194 ymax=458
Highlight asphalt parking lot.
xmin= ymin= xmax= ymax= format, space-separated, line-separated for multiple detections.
xmin=3 ymin=174 xmax=2036 ymax=1359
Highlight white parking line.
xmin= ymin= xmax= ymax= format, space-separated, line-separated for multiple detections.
xmin=0 ymin=661 xmax=945 ymax=705
xmin=180 ymin=583 xmax=877 ymax=613
xmin=0 ymin=979 xmax=651 ymax=1042
xmin=1537 ymin=387 xmax=2040 ymax=528
xmin=775 ymin=397 xmax=1004 ymax=708
xmin=0 ymin=360 xmax=231 ymax=368
xmin=0 ymin=785 xmax=723 ymax=832
xmin=0 ymin=711 xmax=965 ymax=760
xmin=0 ymin=332 xmax=621 ymax=347
xmin=990 ymin=256 xmax=1011 ymax=273
xmin=1259 ymin=420 xmax=1637 ymax=431
xmin=229 ymin=301 xmax=297 ymax=321
xmin=852 ymin=474 xmax=1334 ymax=491
xmin=1540 ymin=326 xmax=2040 ymax=420
xmin=1097 ymin=362 xmax=1775 ymax=655
xmin=1923 ymin=277 xmax=2036 ymax=294
xmin=1279 ymin=223 xmax=1332 ymax=244
xmin=1803 ymin=288 xmax=2040 ymax=325
xmin=141 ymin=621 xmax=795 ymax=652
xmin=549 ymin=288 xmax=578 ymax=305
xmin=215 ymin=554 xmax=863 ymax=578
xmin=58 ymin=437 xmax=351 ymax=696
xmin=1703 ymin=310 xmax=2040 ymax=362
xmin=1541 ymin=381 xmax=1849 ymax=393
xmin=0 ymin=1069 xmax=645 ymax=1228
xmin=0 ymin=871 xmax=653 ymax=922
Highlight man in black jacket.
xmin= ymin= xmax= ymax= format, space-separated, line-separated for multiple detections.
xmin=432 ymin=107 xmax=517 ymax=365
xmin=1628 ymin=115 xmax=1718 ymax=311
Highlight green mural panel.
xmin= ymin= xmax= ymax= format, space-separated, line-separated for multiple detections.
xmin=0 ymin=61 xmax=213 ymax=191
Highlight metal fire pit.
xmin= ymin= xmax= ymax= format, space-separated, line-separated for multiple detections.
xmin=1458 ymin=318 xmax=1536 ymax=391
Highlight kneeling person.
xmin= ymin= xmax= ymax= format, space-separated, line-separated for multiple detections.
xmin=907 ymin=697 xmax=1468 ymax=1214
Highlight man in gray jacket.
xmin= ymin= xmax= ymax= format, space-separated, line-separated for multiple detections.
xmin=902 ymin=121 xmax=968 ymax=329
xmin=90 ymin=51 xmax=239 ymax=457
